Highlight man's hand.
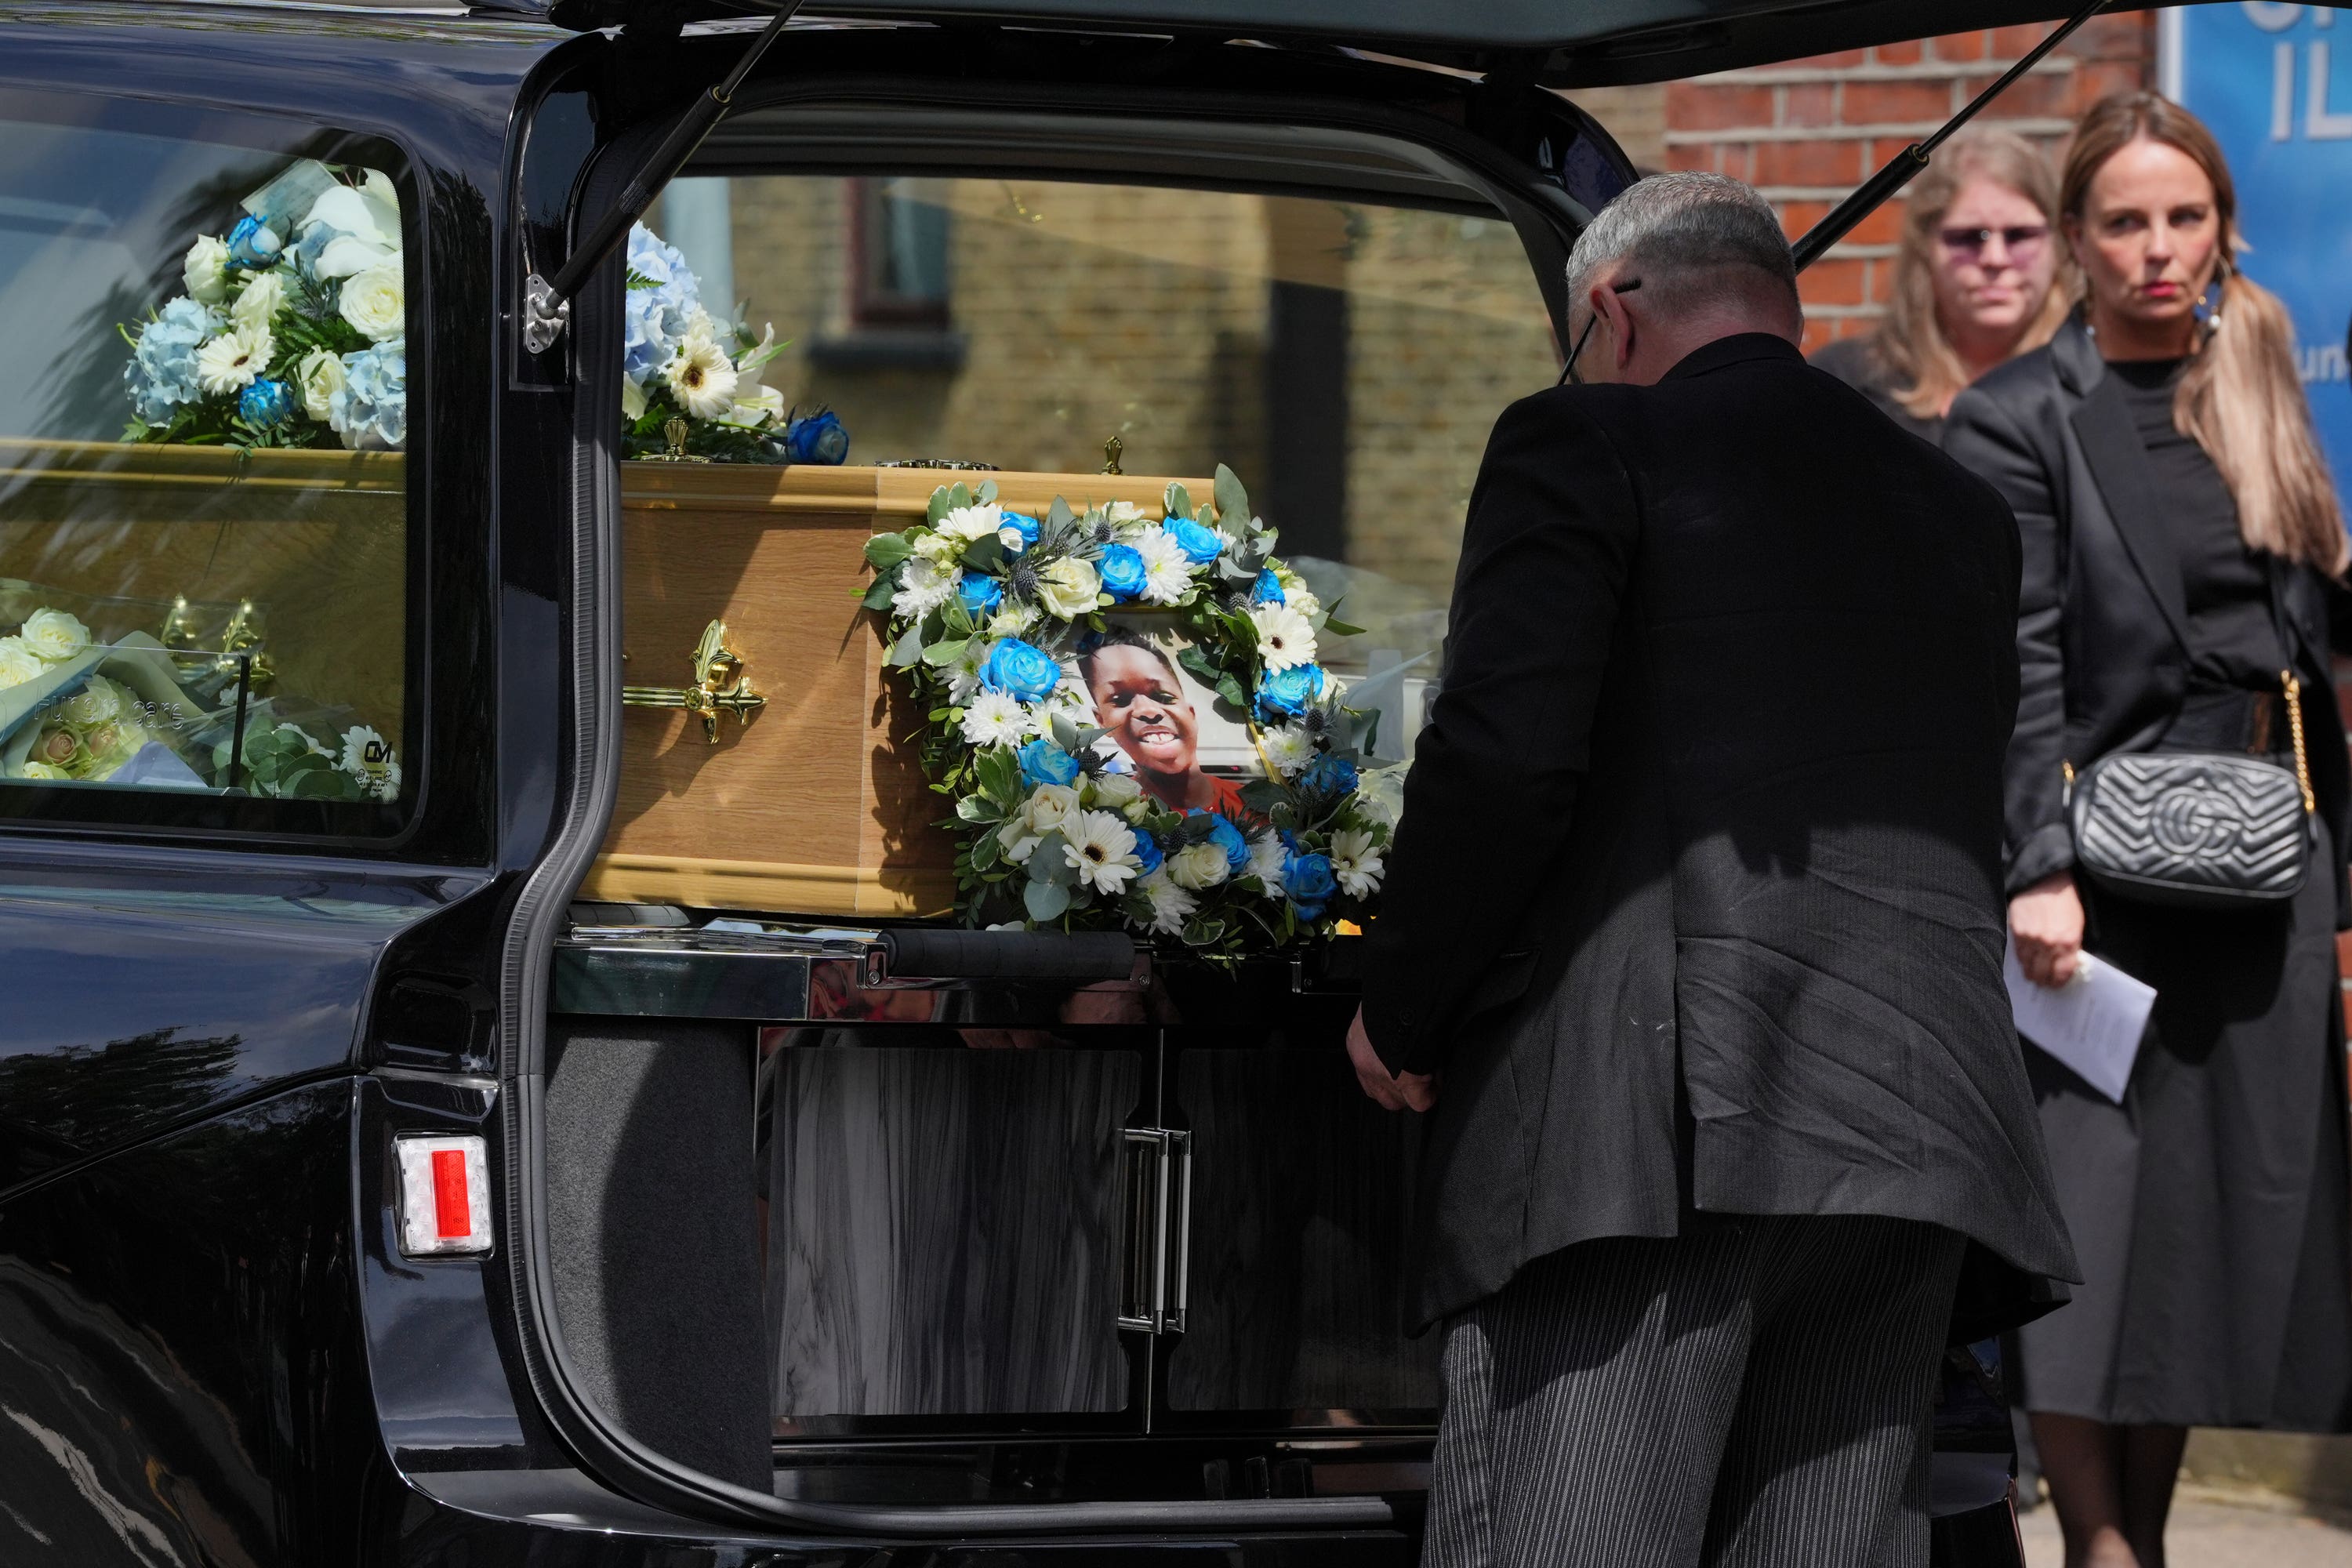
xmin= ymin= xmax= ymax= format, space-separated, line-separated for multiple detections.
xmin=2009 ymin=869 xmax=2085 ymax=988
xmin=1347 ymin=1006 xmax=1437 ymax=1112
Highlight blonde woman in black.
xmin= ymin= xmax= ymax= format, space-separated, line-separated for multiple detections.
xmin=1946 ymin=93 xmax=2352 ymax=1568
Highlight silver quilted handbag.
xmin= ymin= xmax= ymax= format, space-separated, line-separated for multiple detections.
xmin=2069 ymin=672 xmax=2317 ymax=910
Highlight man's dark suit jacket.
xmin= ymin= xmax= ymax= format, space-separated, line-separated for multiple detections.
xmin=1361 ymin=333 xmax=2078 ymax=1336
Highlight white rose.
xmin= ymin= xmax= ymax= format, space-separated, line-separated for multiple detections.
xmin=57 ymin=676 xmax=124 ymax=728
xmin=231 ymin=270 xmax=287 ymax=336
xmin=183 ymin=236 xmax=231 ymax=305
xmin=1167 ymin=841 xmax=1230 ymax=890
xmin=1021 ymin=782 xmax=1081 ymax=839
xmin=17 ymin=760 xmax=68 ymax=781
xmin=338 ymin=261 xmax=406 ymax=340
xmin=1036 ymin=557 xmax=1102 ymax=620
xmin=1087 ymin=772 xmax=1142 ymax=813
xmin=0 ymin=635 xmax=42 ymax=688
xmin=20 ymin=608 xmax=92 ymax=662
xmin=296 ymin=348 xmax=347 ymax=422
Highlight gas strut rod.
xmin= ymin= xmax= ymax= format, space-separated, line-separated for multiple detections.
xmin=1791 ymin=0 xmax=2110 ymax=273
xmin=523 ymin=0 xmax=805 ymax=351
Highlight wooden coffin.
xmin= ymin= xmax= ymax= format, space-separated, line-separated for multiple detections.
xmin=585 ymin=463 xmax=1206 ymax=920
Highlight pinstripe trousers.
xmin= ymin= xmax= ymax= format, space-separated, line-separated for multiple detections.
xmin=1423 ymin=1214 xmax=1966 ymax=1568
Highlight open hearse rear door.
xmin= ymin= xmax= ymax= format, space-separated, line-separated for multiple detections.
xmin=489 ymin=0 xmax=2092 ymax=1550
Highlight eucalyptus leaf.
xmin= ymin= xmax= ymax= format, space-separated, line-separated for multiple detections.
xmin=927 ymin=486 xmax=953 ymax=527
xmin=1212 ymin=464 xmax=1251 ymax=528
xmin=1239 ymin=779 xmax=1286 ymax=812
xmin=859 ymin=575 xmax=899 ymax=612
xmin=1047 ymin=496 xmax=1076 ymax=531
xmin=1164 ymin=481 xmax=1192 ymax=520
xmin=887 ymin=625 xmax=926 ymax=668
xmin=1214 ymin=672 xmax=1248 ymax=710
xmin=1051 ymin=713 xmax=1079 ymax=752
xmin=1024 ymin=877 xmax=1070 ymax=922
xmin=948 ymin=481 xmax=973 ymax=512
xmin=978 ymin=479 xmax=1000 ymax=505
xmin=863 ymin=532 xmax=914 ymax=571
xmin=942 ymin=597 xmax=975 ymax=637
xmin=960 ymin=534 xmax=1006 ymax=573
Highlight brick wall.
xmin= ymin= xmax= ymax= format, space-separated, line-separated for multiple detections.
xmin=1656 ymin=12 xmax=2159 ymax=351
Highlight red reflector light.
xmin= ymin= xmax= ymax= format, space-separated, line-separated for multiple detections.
xmin=431 ymin=1148 xmax=471 ymax=1238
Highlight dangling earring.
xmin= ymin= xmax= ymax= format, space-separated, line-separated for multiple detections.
xmin=2196 ymin=256 xmax=2230 ymax=337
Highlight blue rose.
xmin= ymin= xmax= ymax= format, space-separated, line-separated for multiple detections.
xmin=227 ymin=215 xmax=282 ymax=268
xmin=999 ymin=512 xmax=1040 ymax=554
xmin=1131 ymin=831 xmax=1163 ymax=876
xmin=1254 ymin=662 xmax=1327 ymax=723
xmin=1298 ymin=752 xmax=1358 ymax=797
xmin=978 ymin=637 xmax=1061 ymax=704
xmin=1164 ymin=516 xmax=1224 ymax=564
xmin=1190 ymin=810 xmax=1250 ymax=873
xmin=1284 ymin=851 xmax=1338 ymax=906
xmin=785 ymin=410 xmax=849 ymax=465
xmin=1098 ymin=543 xmax=1148 ymax=603
xmin=238 ymin=378 xmax=296 ymax=428
xmin=1250 ymin=569 xmax=1285 ymax=606
xmin=956 ymin=572 xmax=1004 ymax=615
xmin=1019 ymin=737 xmax=1083 ymax=788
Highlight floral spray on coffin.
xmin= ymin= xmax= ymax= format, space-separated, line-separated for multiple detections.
xmin=865 ymin=466 xmax=1392 ymax=960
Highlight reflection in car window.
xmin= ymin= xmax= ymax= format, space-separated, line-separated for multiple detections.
xmin=0 ymin=102 xmax=409 ymax=821
xmin=660 ymin=173 xmax=1562 ymax=762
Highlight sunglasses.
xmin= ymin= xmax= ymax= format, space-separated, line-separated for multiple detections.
xmin=1938 ymin=223 xmax=2050 ymax=257
xmin=1559 ymin=278 xmax=1643 ymax=386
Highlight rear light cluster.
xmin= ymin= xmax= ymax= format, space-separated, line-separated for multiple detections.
xmin=395 ymin=1135 xmax=492 ymax=1257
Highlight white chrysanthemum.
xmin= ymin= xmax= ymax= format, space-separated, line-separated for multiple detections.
xmin=1249 ymin=602 xmax=1318 ymax=670
xmin=662 ymin=332 xmax=738 ymax=419
xmin=894 ymin=556 xmax=957 ymax=618
xmin=986 ymin=604 xmax=1041 ymax=640
xmin=1086 ymin=772 xmax=1142 ymax=814
xmin=196 ymin=326 xmax=272 ymax=395
xmin=1260 ymin=724 xmax=1316 ymax=779
xmin=1167 ymin=840 xmax=1229 ymax=891
xmin=296 ymin=347 xmax=347 ymax=422
xmin=1331 ymin=827 xmax=1385 ymax=898
xmin=1036 ymin=557 xmax=1102 ymax=619
xmin=1134 ymin=869 xmax=1198 ymax=936
xmin=0 ymin=636 xmax=41 ymax=688
xmin=232 ymin=270 xmax=287 ymax=336
xmin=183 ymin=236 xmax=231 ymax=305
xmin=20 ymin=609 xmax=91 ymax=662
xmin=1132 ymin=528 xmax=1193 ymax=605
xmin=1064 ymin=808 xmax=1142 ymax=895
xmin=936 ymin=503 xmax=1005 ymax=544
xmin=960 ymin=690 xmax=1033 ymax=747
xmin=946 ymin=643 xmax=991 ymax=705
xmin=1246 ymin=829 xmax=1287 ymax=896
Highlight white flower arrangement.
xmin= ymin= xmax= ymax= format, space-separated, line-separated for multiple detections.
xmin=863 ymin=466 xmax=1389 ymax=958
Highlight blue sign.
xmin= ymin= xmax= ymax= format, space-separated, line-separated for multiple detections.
xmin=2165 ymin=4 xmax=2352 ymax=514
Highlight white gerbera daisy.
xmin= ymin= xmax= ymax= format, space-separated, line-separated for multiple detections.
xmin=662 ymin=332 xmax=738 ymax=419
xmin=1249 ymin=603 xmax=1318 ymax=670
xmin=339 ymin=724 xmax=401 ymax=801
xmin=1331 ymin=827 xmax=1385 ymax=898
xmin=196 ymin=325 xmax=273 ymax=395
xmin=1245 ymin=829 xmax=1287 ymax=896
xmin=1064 ymin=808 xmax=1142 ymax=895
xmin=936 ymin=503 xmax=1005 ymax=544
xmin=1133 ymin=528 xmax=1193 ymax=605
xmin=1135 ymin=869 xmax=1198 ymax=936
xmin=1260 ymin=724 xmax=1316 ymax=779
xmin=894 ymin=556 xmax=957 ymax=617
xmin=1167 ymin=840 xmax=1229 ymax=891
xmin=960 ymin=690 xmax=1032 ymax=748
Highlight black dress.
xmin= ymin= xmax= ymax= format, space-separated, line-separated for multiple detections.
xmin=2013 ymin=358 xmax=2352 ymax=1429
xmin=1807 ymin=333 xmax=1945 ymax=445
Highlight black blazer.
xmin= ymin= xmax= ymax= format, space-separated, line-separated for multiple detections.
xmin=1943 ymin=317 xmax=2352 ymax=918
xmin=1362 ymin=335 xmax=2078 ymax=1334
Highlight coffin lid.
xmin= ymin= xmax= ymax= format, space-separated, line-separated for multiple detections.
xmin=539 ymin=0 xmax=2100 ymax=85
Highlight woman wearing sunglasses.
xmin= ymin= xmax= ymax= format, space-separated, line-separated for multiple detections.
xmin=1812 ymin=126 xmax=2068 ymax=443
xmin=1946 ymin=93 xmax=2352 ymax=1568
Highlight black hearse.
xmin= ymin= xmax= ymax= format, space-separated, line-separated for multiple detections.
xmin=0 ymin=1 xmax=2060 ymax=1561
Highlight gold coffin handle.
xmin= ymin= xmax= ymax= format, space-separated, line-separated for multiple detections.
xmin=622 ymin=618 xmax=766 ymax=742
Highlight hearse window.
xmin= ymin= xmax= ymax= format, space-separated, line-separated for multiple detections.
xmin=0 ymin=96 xmax=413 ymax=832
xmin=655 ymin=172 xmax=1560 ymax=761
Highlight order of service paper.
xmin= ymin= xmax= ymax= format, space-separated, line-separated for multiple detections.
xmin=2004 ymin=938 xmax=2156 ymax=1105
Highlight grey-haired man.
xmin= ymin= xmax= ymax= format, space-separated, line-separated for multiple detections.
xmin=1347 ymin=173 xmax=2077 ymax=1565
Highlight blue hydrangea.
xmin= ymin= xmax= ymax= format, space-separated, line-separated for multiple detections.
xmin=238 ymin=378 xmax=296 ymax=428
xmin=1250 ymin=569 xmax=1285 ymax=606
xmin=1165 ymin=516 xmax=1224 ymax=564
xmin=329 ymin=339 xmax=407 ymax=450
xmin=1018 ymin=737 xmax=1083 ymax=789
xmin=1098 ymin=543 xmax=1147 ymax=602
xmin=1254 ymin=662 xmax=1327 ymax=723
xmin=956 ymin=572 xmax=1004 ymax=616
xmin=622 ymin=224 xmax=701 ymax=385
xmin=1131 ymin=830 xmax=1163 ymax=876
xmin=1298 ymin=752 xmax=1358 ymax=797
xmin=123 ymin=296 xmax=219 ymax=423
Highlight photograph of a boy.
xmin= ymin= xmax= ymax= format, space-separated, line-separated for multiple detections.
xmin=1074 ymin=626 xmax=1255 ymax=817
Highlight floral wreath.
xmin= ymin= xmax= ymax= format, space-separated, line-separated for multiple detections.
xmin=864 ymin=466 xmax=1389 ymax=958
